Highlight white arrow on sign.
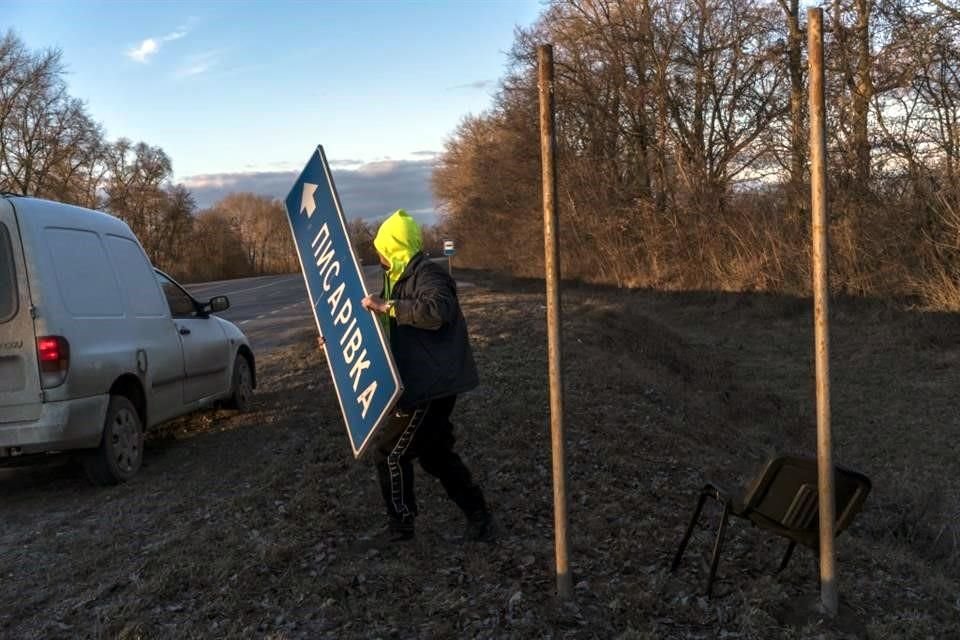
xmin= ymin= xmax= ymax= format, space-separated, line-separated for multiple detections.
xmin=301 ymin=182 xmax=318 ymax=218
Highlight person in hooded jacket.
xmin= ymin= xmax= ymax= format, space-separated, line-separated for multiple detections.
xmin=359 ymin=209 xmax=493 ymax=544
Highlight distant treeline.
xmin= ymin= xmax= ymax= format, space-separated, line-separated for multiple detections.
xmin=0 ymin=30 xmax=443 ymax=284
xmin=433 ymin=0 xmax=960 ymax=308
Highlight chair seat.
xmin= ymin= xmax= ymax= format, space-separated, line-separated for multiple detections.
xmin=670 ymin=455 xmax=871 ymax=596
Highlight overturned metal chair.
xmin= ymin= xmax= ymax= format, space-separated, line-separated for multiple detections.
xmin=670 ymin=455 xmax=871 ymax=597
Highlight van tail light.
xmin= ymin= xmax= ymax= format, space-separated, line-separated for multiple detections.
xmin=37 ymin=336 xmax=70 ymax=388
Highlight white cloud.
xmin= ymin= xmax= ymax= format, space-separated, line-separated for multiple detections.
xmin=355 ymin=160 xmax=405 ymax=177
xmin=180 ymin=158 xmax=438 ymax=224
xmin=174 ymin=51 xmax=221 ymax=78
xmin=126 ymin=26 xmax=190 ymax=63
xmin=163 ymin=28 xmax=188 ymax=43
xmin=176 ymin=63 xmax=208 ymax=77
xmin=127 ymin=38 xmax=158 ymax=63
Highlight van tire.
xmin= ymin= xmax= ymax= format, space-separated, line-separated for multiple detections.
xmin=83 ymin=395 xmax=144 ymax=486
xmin=227 ymin=355 xmax=253 ymax=412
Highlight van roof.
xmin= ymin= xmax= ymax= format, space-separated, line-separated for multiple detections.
xmin=2 ymin=195 xmax=136 ymax=239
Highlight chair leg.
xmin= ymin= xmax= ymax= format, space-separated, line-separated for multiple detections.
xmin=777 ymin=541 xmax=796 ymax=574
xmin=705 ymin=502 xmax=730 ymax=598
xmin=672 ymin=492 xmax=709 ymax=572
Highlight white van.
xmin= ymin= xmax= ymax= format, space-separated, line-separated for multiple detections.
xmin=0 ymin=195 xmax=256 ymax=484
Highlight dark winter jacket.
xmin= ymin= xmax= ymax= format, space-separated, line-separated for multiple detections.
xmin=384 ymin=252 xmax=479 ymax=408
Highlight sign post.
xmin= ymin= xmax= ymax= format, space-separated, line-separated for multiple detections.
xmin=283 ymin=145 xmax=403 ymax=458
xmin=808 ymin=8 xmax=838 ymax=617
xmin=538 ymin=43 xmax=572 ymax=602
xmin=443 ymin=239 xmax=456 ymax=276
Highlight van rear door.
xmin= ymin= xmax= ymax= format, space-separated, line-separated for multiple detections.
xmin=0 ymin=199 xmax=42 ymax=423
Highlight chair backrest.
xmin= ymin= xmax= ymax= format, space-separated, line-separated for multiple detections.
xmin=741 ymin=456 xmax=872 ymax=539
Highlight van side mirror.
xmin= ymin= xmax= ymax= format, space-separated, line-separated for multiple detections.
xmin=208 ymin=296 xmax=230 ymax=313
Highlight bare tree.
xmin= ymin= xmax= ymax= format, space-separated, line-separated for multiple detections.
xmin=652 ymin=0 xmax=786 ymax=212
xmin=347 ymin=217 xmax=379 ymax=265
xmin=0 ymin=31 xmax=106 ymax=205
xmin=828 ymin=0 xmax=890 ymax=193
xmin=103 ymin=139 xmax=173 ymax=254
xmin=152 ymin=185 xmax=196 ymax=276
xmin=183 ymin=208 xmax=252 ymax=282
xmin=929 ymin=0 xmax=960 ymax=20
xmin=433 ymin=109 xmax=541 ymax=275
xmin=777 ymin=0 xmax=808 ymax=217
xmin=0 ymin=30 xmax=307 ymax=284
xmin=208 ymin=193 xmax=296 ymax=275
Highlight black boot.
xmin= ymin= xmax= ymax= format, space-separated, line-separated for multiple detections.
xmin=356 ymin=518 xmax=415 ymax=552
xmin=385 ymin=517 xmax=415 ymax=543
xmin=464 ymin=510 xmax=496 ymax=543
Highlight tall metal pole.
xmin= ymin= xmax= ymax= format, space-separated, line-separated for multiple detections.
xmin=808 ymin=8 xmax=838 ymax=617
xmin=538 ymin=43 xmax=572 ymax=601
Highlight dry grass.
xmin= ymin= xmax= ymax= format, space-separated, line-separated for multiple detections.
xmin=489 ymin=188 xmax=960 ymax=313
xmin=1 ymin=272 xmax=958 ymax=638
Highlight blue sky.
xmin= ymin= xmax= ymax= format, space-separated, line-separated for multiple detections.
xmin=5 ymin=0 xmax=544 ymax=221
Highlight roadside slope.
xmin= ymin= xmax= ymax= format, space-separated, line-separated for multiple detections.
xmin=1 ymin=275 xmax=957 ymax=638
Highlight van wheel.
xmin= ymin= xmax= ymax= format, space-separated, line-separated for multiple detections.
xmin=83 ymin=395 xmax=143 ymax=486
xmin=227 ymin=355 xmax=253 ymax=412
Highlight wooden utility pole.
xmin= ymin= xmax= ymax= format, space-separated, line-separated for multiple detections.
xmin=808 ymin=7 xmax=838 ymax=618
xmin=538 ymin=43 xmax=572 ymax=601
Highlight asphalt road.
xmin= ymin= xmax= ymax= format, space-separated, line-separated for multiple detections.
xmin=185 ymin=269 xmax=381 ymax=351
xmin=185 ymin=274 xmax=318 ymax=351
xmin=183 ymin=258 xmax=454 ymax=351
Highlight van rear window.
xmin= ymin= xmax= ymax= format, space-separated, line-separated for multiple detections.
xmin=0 ymin=222 xmax=17 ymax=323
xmin=44 ymin=227 xmax=122 ymax=318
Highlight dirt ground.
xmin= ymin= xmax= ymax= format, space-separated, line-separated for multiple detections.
xmin=2 ymin=270 xmax=958 ymax=639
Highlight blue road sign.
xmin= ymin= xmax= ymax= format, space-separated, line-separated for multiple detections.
xmin=284 ymin=145 xmax=402 ymax=458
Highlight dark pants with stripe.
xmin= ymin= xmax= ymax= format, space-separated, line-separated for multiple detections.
xmin=375 ymin=395 xmax=487 ymax=526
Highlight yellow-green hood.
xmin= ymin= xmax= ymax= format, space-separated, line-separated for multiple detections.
xmin=373 ymin=209 xmax=423 ymax=289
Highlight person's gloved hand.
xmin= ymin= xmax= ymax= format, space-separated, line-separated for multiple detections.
xmin=362 ymin=294 xmax=392 ymax=314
